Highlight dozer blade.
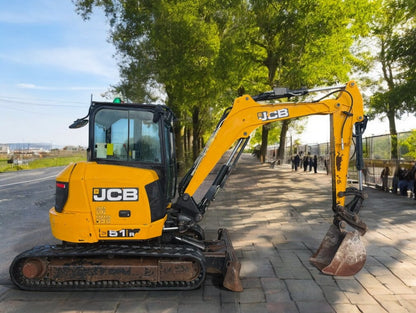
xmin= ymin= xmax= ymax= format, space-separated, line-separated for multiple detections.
xmin=204 ymin=228 xmax=243 ymax=292
xmin=310 ymin=224 xmax=366 ymax=276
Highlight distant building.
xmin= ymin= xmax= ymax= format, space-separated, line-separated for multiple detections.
xmin=30 ymin=147 xmax=50 ymax=154
xmin=63 ymin=146 xmax=84 ymax=151
xmin=0 ymin=144 xmax=10 ymax=155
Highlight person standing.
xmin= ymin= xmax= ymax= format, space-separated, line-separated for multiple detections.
xmin=413 ymin=168 xmax=416 ymax=200
xmin=411 ymin=162 xmax=416 ymax=199
xmin=324 ymin=157 xmax=329 ymax=175
xmin=308 ymin=153 xmax=313 ymax=172
xmin=303 ymin=155 xmax=309 ymax=171
xmin=294 ymin=154 xmax=300 ymax=171
xmin=380 ymin=165 xmax=390 ymax=192
xmin=313 ymin=155 xmax=318 ymax=173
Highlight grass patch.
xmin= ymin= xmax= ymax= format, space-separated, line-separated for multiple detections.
xmin=0 ymin=153 xmax=87 ymax=173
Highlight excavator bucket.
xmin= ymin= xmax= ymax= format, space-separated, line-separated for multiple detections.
xmin=310 ymin=224 xmax=366 ymax=276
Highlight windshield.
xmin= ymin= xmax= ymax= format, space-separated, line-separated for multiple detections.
xmin=93 ymin=108 xmax=161 ymax=163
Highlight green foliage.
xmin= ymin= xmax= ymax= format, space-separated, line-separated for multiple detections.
xmin=74 ymin=0 xmax=377 ymax=163
xmin=74 ymin=0 xmax=253 ymax=161
xmin=249 ymin=118 xmax=306 ymax=150
xmin=251 ymin=122 xmax=281 ymax=147
xmin=371 ymin=135 xmax=391 ymax=159
xmin=248 ymin=0 xmax=375 ymax=88
xmin=367 ymin=0 xmax=416 ymax=158
xmin=400 ymin=130 xmax=416 ymax=160
xmin=246 ymin=0 xmax=375 ymax=160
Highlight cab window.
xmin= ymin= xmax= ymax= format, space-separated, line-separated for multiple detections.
xmin=93 ymin=108 xmax=161 ymax=163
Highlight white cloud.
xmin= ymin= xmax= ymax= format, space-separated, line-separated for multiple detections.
xmin=42 ymin=47 xmax=118 ymax=78
xmin=0 ymin=1 xmax=119 ymax=146
xmin=16 ymin=83 xmax=108 ymax=92
xmin=17 ymin=83 xmax=37 ymax=89
xmin=0 ymin=1 xmax=118 ymax=79
xmin=0 ymin=10 xmax=56 ymax=24
xmin=2 ymin=47 xmax=118 ymax=79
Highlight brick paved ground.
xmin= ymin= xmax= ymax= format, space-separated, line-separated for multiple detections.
xmin=1 ymin=153 xmax=416 ymax=312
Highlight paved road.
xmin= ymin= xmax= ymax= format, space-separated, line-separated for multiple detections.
xmin=0 ymin=167 xmax=63 ymax=287
xmin=1 ymin=156 xmax=416 ymax=312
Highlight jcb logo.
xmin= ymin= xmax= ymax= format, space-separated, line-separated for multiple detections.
xmin=93 ymin=188 xmax=139 ymax=202
xmin=257 ymin=108 xmax=289 ymax=121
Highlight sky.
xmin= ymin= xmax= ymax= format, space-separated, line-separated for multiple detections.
xmin=295 ymin=113 xmax=416 ymax=145
xmin=0 ymin=1 xmax=415 ymax=148
xmin=0 ymin=0 xmax=118 ymax=147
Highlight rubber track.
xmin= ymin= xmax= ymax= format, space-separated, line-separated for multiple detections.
xmin=10 ymin=243 xmax=206 ymax=291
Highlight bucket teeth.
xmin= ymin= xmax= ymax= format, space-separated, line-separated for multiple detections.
xmin=223 ymin=260 xmax=243 ymax=292
xmin=310 ymin=224 xmax=366 ymax=276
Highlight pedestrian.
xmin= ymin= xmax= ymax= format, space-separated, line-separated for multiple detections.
xmin=413 ymin=168 xmax=416 ymax=200
xmin=313 ymin=155 xmax=318 ymax=173
xmin=398 ymin=168 xmax=410 ymax=196
xmin=392 ymin=167 xmax=399 ymax=194
xmin=324 ymin=157 xmax=329 ymax=175
xmin=380 ymin=165 xmax=390 ymax=192
xmin=308 ymin=153 xmax=313 ymax=172
xmin=410 ymin=162 xmax=416 ymax=199
xmin=294 ymin=154 xmax=300 ymax=171
xmin=303 ymin=155 xmax=308 ymax=171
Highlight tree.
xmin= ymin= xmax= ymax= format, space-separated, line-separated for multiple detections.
xmin=391 ymin=0 xmax=416 ymax=90
xmin=74 ymin=0 xmax=375 ymax=168
xmin=75 ymin=0 xmax=242 ymax=166
xmin=74 ymin=0 xmax=263 ymax=168
xmin=400 ymin=130 xmax=416 ymax=160
xmin=368 ymin=0 xmax=416 ymax=159
xmin=246 ymin=0 xmax=374 ymax=162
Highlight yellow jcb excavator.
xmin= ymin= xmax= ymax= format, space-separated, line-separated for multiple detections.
xmin=10 ymin=81 xmax=368 ymax=292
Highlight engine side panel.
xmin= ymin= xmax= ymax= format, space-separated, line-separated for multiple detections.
xmin=49 ymin=162 xmax=167 ymax=243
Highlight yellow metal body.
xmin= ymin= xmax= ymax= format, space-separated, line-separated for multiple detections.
xmin=49 ymin=162 xmax=166 ymax=243
xmin=49 ymin=81 xmax=363 ymax=244
xmin=184 ymin=81 xmax=364 ymax=209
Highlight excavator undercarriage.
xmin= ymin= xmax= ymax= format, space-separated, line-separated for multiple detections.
xmin=10 ymin=229 xmax=242 ymax=291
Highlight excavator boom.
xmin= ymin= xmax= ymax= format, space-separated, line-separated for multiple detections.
xmin=175 ymin=81 xmax=368 ymax=279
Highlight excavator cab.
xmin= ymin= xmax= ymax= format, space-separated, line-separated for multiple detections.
xmin=85 ymin=102 xmax=177 ymax=203
xmin=46 ymin=102 xmax=178 ymax=243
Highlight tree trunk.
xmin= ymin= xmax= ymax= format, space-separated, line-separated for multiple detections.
xmin=192 ymin=106 xmax=200 ymax=161
xmin=278 ymin=120 xmax=289 ymax=161
xmin=185 ymin=126 xmax=191 ymax=155
xmin=174 ymin=121 xmax=185 ymax=176
xmin=260 ymin=125 xmax=269 ymax=163
xmin=387 ymin=110 xmax=398 ymax=160
xmin=380 ymin=37 xmax=399 ymax=161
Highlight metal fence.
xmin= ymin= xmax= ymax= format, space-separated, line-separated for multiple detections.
xmin=267 ymin=131 xmax=415 ymax=187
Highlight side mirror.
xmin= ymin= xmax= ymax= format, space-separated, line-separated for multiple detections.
xmin=69 ymin=118 xmax=88 ymax=129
